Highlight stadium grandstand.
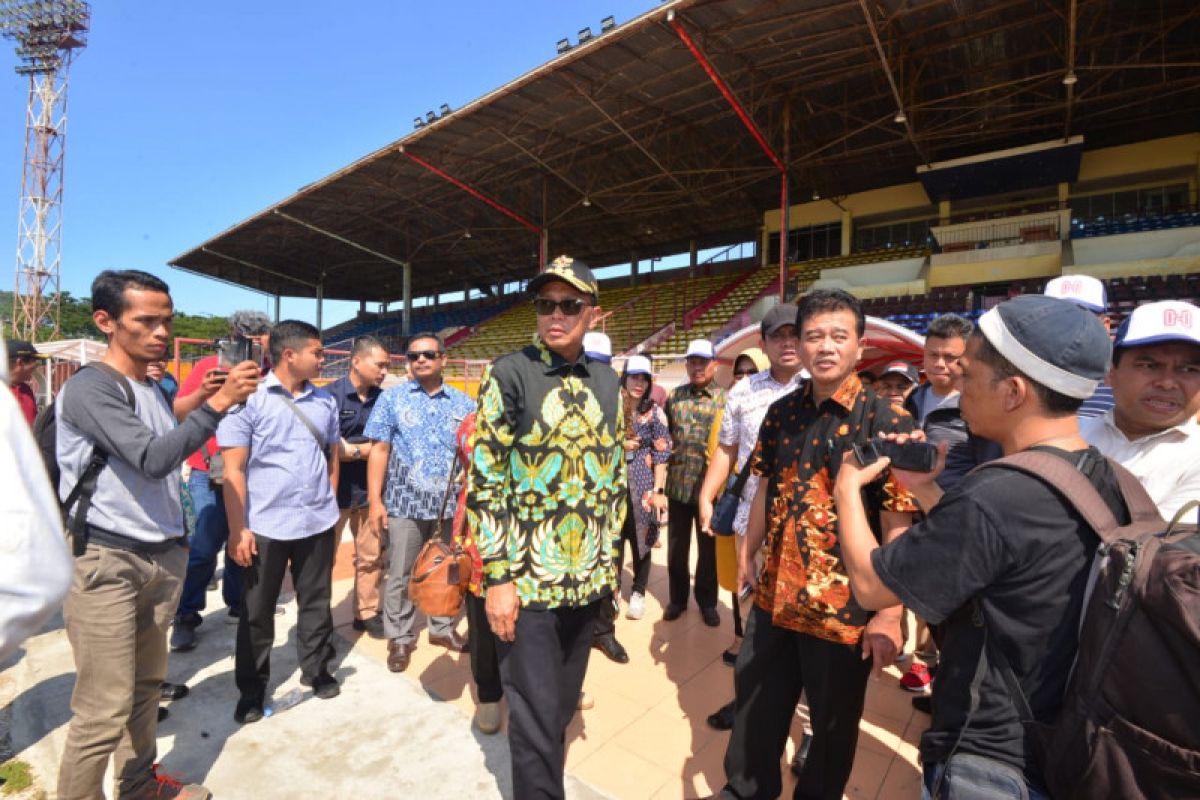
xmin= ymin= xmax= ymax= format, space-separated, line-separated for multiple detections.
xmin=168 ymin=0 xmax=1200 ymax=391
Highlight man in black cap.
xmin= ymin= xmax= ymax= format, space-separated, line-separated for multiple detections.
xmin=833 ymin=294 xmax=1125 ymax=799
xmin=874 ymin=360 xmax=918 ymax=408
xmin=6 ymin=339 xmax=45 ymax=425
xmin=467 ymin=255 xmax=626 ymax=799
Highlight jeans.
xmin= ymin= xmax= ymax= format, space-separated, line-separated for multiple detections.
xmin=922 ymin=753 xmax=1050 ymax=800
xmin=176 ymin=469 xmax=241 ymax=617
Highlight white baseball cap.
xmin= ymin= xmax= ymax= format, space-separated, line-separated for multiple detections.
xmin=583 ymin=331 xmax=612 ymax=362
xmin=624 ymin=354 xmax=652 ymax=375
xmin=1113 ymin=300 xmax=1200 ymax=350
xmin=684 ymin=339 xmax=715 ymax=360
xmin=1044 ymin=275 xmax=1107 ymax=314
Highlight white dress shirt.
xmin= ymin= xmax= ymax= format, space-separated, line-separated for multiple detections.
xmin=1081 ymin=411 xmax=1200 ymax=523
xmin=0 ymin=342 xmax=72 ymax=660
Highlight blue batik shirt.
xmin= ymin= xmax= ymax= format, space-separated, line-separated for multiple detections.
xmin=363 ymin=379 xmax=475 ymax=520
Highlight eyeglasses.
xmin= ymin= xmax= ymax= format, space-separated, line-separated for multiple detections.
xmin=532 ymin=297 xmax=588 ymax=316
xmin=733 ymin=368 xmax=758 ymax=377
xmin=406 ymin=350 xmax=442 ymax=361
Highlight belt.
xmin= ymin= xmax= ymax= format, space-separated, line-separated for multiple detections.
xmin=85 ymin=524 xmax=185 ymax=556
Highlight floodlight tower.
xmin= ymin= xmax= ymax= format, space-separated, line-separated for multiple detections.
xmin=0 ymin=0 xmax=89 ymax=341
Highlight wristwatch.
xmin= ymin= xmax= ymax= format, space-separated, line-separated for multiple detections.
xmin=654 ymin=487 xmax=665 ymax=494
xmin=351 ymin=445 xmax=362 ymax=459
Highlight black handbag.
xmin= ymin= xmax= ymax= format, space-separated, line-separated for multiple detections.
xmin=711 ymin=459 xmax=755 ymax=536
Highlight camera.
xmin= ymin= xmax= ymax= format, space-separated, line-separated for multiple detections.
xmin=852 ymin=439 xmax=938 ymax=473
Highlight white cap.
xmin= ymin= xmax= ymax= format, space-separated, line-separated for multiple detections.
xmin=1044 ymin=275 xmax=1107 ymax=314
xmin=624 ymin=354 xmax=652 ymax=375
xmin=1114 ymin=300 xmax=1200 ymax=350
xmin=583 ymin=331 xmax=612 ymax=361
xmin=684 ymin=339 xmax=715 ymax=360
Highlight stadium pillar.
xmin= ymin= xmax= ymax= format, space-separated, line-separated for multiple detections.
xmin=273 ymin=295 xmax=280 ymax=323
xmin=689 ymin=240 xmax=697 ymax=278
xmin=759 ymin=227 xmax=769 ymax=268
xmin=631 ymin=253 xmax=639 ymax=286
xmin=939 ymin=200 xmax=951 ymax=226
xmin=841 ymin=210 xmax=852 ymax=256
xmin=316 ymin=283 xmax=324 ymax=333
xmin=402 ymin=261 xmax=412 ymax=337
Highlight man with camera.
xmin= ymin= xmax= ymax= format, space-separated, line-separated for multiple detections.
xmin=833 ymin=295 xmax=1120 ymax=799
xmin=720 ymin=289 xmax=916 ymax=800
xmin=170 ymin=310 xmax=271 ymax=652
xmin=56 ymin=270 xmax=259 ymax=800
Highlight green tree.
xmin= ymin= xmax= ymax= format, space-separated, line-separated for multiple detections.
xmin=2 ymin=290 xmax=231 ymax=344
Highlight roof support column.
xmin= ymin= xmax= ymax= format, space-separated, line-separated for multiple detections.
xmin=316 ymin=282 xmax=324 ymax=334
xmin=669 ymin=10 xmax=789 ymax=300
xmin=402 ymin=261 xmax=412 ymax=338
xmin=630 ymin=252 xmax=639 ymax=287
xmin=273 ymin=295 xmax=281 ymax=323
xmin=689 ymin=240 xmax=697 ymax=278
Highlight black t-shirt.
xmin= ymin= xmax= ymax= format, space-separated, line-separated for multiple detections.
xmin=871 ymin=446 xmax=1128 ymax=778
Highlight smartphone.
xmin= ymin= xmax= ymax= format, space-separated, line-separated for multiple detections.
xmin=738 ymin=582 xmax=754 ymax=603
xmin=217 ymin=336 xmax=263 ymax=370
xmin=853 ymin=440 xmax=939 ymax=473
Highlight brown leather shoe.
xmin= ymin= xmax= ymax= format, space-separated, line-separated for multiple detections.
xmin=387 ymin=639 xmax=413 ymax=672
xmin=428 ymin=631 xmax=469 ymax=653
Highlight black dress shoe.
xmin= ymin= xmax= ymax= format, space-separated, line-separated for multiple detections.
xmin=663 ymin=603 xmax=685 ymax=621
xmin=912 ymin=694 xmax=932 ymax=715
xmin=301 ymin=672 xmax=341 ymax=700
xmin=701 ymin=607 xmax=721 ymax=627
xmin=157 ymin=707 xmax=169 ymax=723
xmin=352 ymin=615 xmax=386 ymax=639
xmin=592 ymin=636 xmax=630 ymax=664
xmin=789 ymin=732 xmax=812 ymax=777
xmin=160 ymin=682 xmax=189 ymax=701
xmin=706 ymin=701 xmax=735 ymax=731
xmin=234 ymin=697 xmax=264 ymax=724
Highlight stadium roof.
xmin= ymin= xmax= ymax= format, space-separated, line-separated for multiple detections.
xmin=170 ymin=0 xmax=1200 ymax=303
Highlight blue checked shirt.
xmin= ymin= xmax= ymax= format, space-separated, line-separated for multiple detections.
xmin=216 ymin=372 xmax=341 ymax=541
xmin=363 ymin=379 xmax=475 ymax=520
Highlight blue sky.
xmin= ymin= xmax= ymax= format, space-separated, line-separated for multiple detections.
xmin=0 ymin=0 xmax=659 ymax=328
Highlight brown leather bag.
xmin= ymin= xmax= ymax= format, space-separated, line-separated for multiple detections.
xmin=409 ymin=457 xmax=472 ymax=618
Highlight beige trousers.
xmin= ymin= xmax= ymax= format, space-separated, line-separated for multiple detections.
xmin=56 ymin=542 xmax=187 ymax=800
xmin=339 ymin=507 xmax=384 ymax=621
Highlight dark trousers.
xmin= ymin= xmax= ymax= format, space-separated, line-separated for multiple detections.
xmin=465 ymin=592 xmax=502 ymax=703
xmin=235 ymin=528 xmax=336 ymax=702
xmin=177 ymin=470 xmax=242 ymax=617
xmin=667 ymin=497 xmax=717 ymax=610
xmin=594 ymin=500 xmax=652 ymax=640
xmin=497 ymin=602 xmax=600 ymax=800
xmin=732 ymin=592 xmax=744 ymax=638
xmin=722 ymin=605 xmax=872 ymax=800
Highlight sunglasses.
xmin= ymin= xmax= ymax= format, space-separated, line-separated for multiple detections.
xmin=532 ymin=297 xmax=589 ymax=316
xmin=406 ymin=349 xmax=442 ymax=361
xmin=733 ymin=368 xmax=758 ymax=377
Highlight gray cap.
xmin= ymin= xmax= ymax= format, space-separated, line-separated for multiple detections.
xmin=977 ymin=295 xmax=1110 ymax=399
xmin=761 ymin=303 xmax=799 ymax=337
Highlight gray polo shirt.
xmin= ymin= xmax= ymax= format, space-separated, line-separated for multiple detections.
xmin=56 ymin=365 xmax=221 ymax=543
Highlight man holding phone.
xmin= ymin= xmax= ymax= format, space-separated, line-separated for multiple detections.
xmin=170 ymin=310 xmax=271 ymax=652
xmin=327 ymin=335 xmax=390 ymax=638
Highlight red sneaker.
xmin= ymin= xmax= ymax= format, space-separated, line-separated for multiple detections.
xmin=900 ymin=661 xmax=932 ymax=693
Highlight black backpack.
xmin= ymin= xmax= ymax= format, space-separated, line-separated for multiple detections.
xmin=32 ymin=362 xmax=137 ymax=556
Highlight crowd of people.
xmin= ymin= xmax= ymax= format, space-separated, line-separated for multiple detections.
xmin=3 ymin=260 xmax=1198 ymax=800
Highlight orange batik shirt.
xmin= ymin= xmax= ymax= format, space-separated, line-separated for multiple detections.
xmin=749 ymin=372 xmax=917 ymax=645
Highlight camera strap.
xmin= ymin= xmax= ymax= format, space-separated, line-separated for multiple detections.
xmin=275 ymin=392 xmax=328 ymax=457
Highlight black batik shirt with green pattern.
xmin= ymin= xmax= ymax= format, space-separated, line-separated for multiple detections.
xmin=466 ymin=339 xmax=627 ymax=610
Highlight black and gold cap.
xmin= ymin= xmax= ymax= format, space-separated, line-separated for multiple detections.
xmin=528 ymin=255 xmax=599 ymax=302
